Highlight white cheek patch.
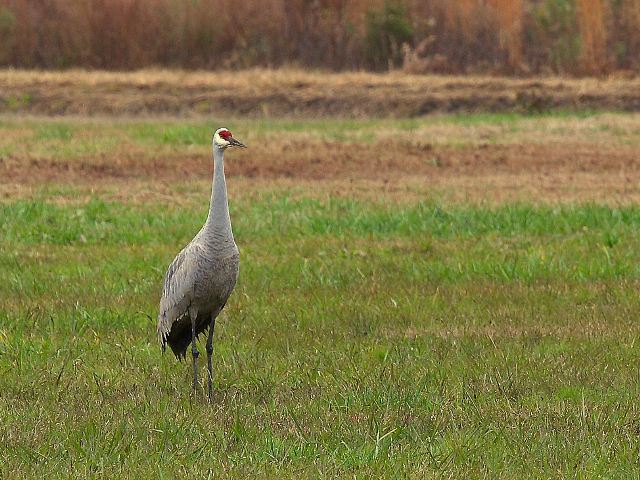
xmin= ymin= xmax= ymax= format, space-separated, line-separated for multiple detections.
xmin=213 ymin=133 xmax=230 ymax=147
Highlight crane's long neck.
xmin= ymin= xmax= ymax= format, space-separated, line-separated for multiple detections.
xmin=203 ymin=146 xmax=237 ymax=256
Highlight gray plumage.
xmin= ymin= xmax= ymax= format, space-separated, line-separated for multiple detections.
xmin=157 ymin=241 xmax=239 ymax=358
xmin=157 ymin=127 xmax=245 ymax=397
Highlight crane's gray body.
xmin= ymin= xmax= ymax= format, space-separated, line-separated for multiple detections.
xmin=157 ymin=143 xmax=239 ymax=359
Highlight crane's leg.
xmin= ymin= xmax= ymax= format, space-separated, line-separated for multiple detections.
xmin=206 ymin=315 xmax=217 ymax=401
xmin=190 ymin=310 xmax=199 ymax=395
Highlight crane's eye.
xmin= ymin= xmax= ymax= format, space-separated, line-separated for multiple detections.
xmin=219 ymin=130 xmax=232 ymax=140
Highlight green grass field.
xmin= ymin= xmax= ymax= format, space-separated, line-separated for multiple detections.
xmin=2 ymin=114 xmax=640 ymax=478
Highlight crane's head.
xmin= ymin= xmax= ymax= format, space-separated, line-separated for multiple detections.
xmin=213 ymin=127 xmax=246 ymax=149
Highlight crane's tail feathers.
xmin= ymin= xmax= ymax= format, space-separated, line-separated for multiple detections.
xmin=162 ymin=313 xmax=210 ymax=360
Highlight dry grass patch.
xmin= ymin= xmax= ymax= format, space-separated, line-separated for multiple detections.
xmin=2 ymin=69 xmax=640 ymax=117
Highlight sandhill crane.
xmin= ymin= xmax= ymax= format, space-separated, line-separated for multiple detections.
xmin=157 ymin=127 xmax=245 ymax=399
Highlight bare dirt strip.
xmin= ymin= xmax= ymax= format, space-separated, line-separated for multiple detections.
xmin=2 ymin=141 xmax=639 ymax=182
xmin=2 ymin=141 xmax=640 ymax=204
xmin=2 ymin=69 xmax=640 ymax=118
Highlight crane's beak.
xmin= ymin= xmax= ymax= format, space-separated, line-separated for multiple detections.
xmin=229 ymin=137 xmax=247 ymax=148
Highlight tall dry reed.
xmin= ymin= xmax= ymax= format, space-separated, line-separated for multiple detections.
xmin=576 ymin=0 xmax=608 ymax=74
xmin=489 ymin=0 xmax=524 ymax=70
xmin=0 ymin=0 xmax=636 ymax=75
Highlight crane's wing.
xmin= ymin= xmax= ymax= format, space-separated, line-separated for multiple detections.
xmin=157 ymin=243 xmax=202 ymax=347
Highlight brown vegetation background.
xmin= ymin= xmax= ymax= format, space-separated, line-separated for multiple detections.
xmin=0 ymin=0 xmax=639 ymax=75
